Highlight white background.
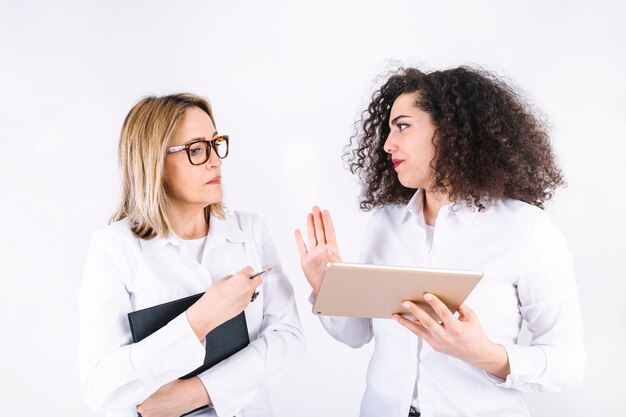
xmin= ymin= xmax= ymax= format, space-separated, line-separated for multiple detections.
xmin=1 ymin=1 xmax=625 ymax=416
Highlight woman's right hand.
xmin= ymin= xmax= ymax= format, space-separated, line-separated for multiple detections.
xmin=186 ymin=266 xmax=262 ymax=341
xmin=294 ymin=206 xmax=343 ymax=296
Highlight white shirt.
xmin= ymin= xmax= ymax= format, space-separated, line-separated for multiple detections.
xmin=78 ymin=210 xmax=306 ymax=417
xmin=412 ymin=225 xmax=432 ymax=410
xmin=181 ymin=236 xmax=207 ymax=263
xmin=318 ymin=190 xmax=586 ymax=417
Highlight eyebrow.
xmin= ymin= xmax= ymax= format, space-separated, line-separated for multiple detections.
xmin=184 ymin=131 xmax=219 ymax=144
xmin=390 ymin=115 xmax=410 ymax=126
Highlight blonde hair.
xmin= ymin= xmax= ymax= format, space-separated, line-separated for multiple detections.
xmin=110 ymin=93 xmax=224 ymax=239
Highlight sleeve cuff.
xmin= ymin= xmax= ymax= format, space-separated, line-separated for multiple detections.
xmin=129 ymin=312 xmax=206 ymax=384
xmin=198 ymin=345 xmax=265 ymax=416
xmin=486 ymin=344 xmax=547 ymax=389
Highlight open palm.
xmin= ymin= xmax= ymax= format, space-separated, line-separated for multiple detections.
xmin=294 ymin=206 xmax=342 ymax=295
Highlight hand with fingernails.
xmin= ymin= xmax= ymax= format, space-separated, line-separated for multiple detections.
xmin=294 ymin=206 xmax=342 ymax=296
xmin=186 ymin=266 xmax=262 ymax=341
xmin=393 ymin=293 xmax=510 ymax=379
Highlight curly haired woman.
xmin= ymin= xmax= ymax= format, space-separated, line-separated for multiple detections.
xmin=295 ymin=67 xmax=585 ymax=417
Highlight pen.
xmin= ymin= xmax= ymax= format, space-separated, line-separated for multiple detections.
xmin=250 ymin=265 xmax=273 ymax=279
xmin=250 ymin=266 xmax=273 ymax=302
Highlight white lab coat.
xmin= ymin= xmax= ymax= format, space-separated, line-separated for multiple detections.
xmin=78 ymin=210 xmax=305 ymax=417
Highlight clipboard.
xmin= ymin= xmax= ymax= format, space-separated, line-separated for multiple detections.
xmin=128 ymin=292 xmax=250 ymax=380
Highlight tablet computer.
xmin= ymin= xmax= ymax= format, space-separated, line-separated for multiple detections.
xmin=312 ymin=262 xmax=483 ymax=320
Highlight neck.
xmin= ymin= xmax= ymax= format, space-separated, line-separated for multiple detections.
xmin=169 ymin=203 xmax=209 ymax=240
xmin=423 ymin=190 xmax=452 ymax=226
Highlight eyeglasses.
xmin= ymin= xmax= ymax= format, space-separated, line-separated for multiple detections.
xmin=166 ymin=135 xmax=229 ymax=165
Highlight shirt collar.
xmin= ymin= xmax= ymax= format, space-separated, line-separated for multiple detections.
xmin=397 ymin=189 xmax=478 ymax=226
xmin=444 ymin=202 xmax=479 ymax=226
xmin=138 ymin=210 xmax=249 ymax=252
xmin=397 ymin=189 xmax=426 ymax=224
xmin=208 ymin=210 xmax=249 ymax=243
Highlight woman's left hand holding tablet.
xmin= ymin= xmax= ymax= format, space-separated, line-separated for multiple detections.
xmin=294 ymin=206 xmax=342 ymax=295
xmin=393 ymin=294 xmax=511 ymax=379
xmin=136 ymin=377 xmax=209 ymax=417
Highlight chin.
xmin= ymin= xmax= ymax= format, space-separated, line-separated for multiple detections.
xmin=211 ymin=187 xmax=223 ymax=199
xmin=200 ymin=192 xmax=222 ymax=207
xmin=397 ymin=169 xmax=428 ymax=189
xmin=397 ymin=175 xmax=419 ymax=189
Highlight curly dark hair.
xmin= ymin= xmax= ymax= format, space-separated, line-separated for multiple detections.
xmin=345 ymin=66 xmax=565 ymax=211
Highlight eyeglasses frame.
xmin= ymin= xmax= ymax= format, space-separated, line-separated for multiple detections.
xmin=166 ymin=135 xmax=230 ymax=165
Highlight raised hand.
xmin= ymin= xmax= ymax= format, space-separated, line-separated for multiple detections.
xmin=294 ymin=206 xmax=342 ymax=295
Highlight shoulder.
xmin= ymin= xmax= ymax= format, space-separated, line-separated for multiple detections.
xmin=89 ymin=218 xmax=139 ymax=252
xmin=488 ymin=199 xmax=570 ymax=263
xmin=223 ymin=209 xmax=271 ymax=242
xmin=369 ymin=203 xmax=406 ymax=225
xmin=83 ymin=219 xmax=140 ymax=282
xmin=225 ymin=209 xmax=265 ymax=229
xmin=226 ymin=208 xmax=262 ymax=224
xmin=476 ymin=199 xmax=547 ymax=228
xmin=357 ymin=204 xmax=407 ymax=250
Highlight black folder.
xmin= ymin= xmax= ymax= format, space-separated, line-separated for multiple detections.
xmin=128 ymin=292 xmax=250 ymax=380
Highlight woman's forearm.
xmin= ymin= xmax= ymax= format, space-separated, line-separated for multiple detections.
xmin=473 ymin=342 xmax=511 ymax=380
xmin=136 ymin=377 xmax=212 ymax=416
xmin=185 ymin=377 xmax=212 ymax=409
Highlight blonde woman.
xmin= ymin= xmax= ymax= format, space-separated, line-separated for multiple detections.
xmin=79 ymin=93 xmax=305 ymax=417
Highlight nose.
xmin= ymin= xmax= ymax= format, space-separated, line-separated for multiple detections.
xmin=205 ymin=148 xmax=222 ymax=169
xmin=383 ymin=131 xmax=397 ymax=154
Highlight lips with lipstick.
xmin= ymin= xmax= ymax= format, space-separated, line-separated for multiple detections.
xmin=207 ymin=175 xmax=221 ymax=185
xmin=392 ymin=159 xmax=404 ymax=169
